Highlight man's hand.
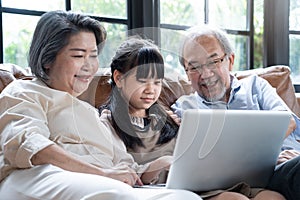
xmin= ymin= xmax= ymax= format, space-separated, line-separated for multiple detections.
xmin=166 ymin=110 xmax=181 ymax=125
xmin=277 ymin=149 xmax=300 ymax=165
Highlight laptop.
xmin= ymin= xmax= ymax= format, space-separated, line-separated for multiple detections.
xmin=165 ymin=109 xmax=291 ymax=192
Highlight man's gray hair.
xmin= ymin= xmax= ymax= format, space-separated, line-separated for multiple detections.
xmin=179 ymin=25 xmax=234 ymax=67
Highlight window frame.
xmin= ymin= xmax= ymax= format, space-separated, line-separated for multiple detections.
xmin=159 ymin=0 xmax=255 ymax=70
xmin=0 ymin=0 xmax=129 ymax=63
xmin=0 ymin=0 xmax=297 ymax=91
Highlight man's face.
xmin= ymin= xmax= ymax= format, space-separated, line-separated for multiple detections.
xmin=183 ymin=35 xmax=234 ymax=102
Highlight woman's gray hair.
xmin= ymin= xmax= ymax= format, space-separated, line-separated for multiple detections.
xmin=28 ymin=10 xmax=106 ymax=81
xmin=179 ymin=25 xmax=234 ymax=67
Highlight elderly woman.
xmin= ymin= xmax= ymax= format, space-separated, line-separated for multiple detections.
xmin=0 ymin=10 xmax=201 ymax=200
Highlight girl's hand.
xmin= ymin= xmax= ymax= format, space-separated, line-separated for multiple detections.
xmin=155 ymin=155 xmax=173 ymax=171
xmin=277 ymin=149 xmax=300 ymax=164
xmin=141 ymin=155 xmax=173 ymax=184
xmin=166 ymin=110 xmax=181 ymax=126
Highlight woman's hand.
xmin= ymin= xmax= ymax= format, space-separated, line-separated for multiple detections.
xmin=277 ymin=149 xmax=300 ymax=164
xmin=166 ymin=110 xmax=181 ymax=126
xmin=102 ymin=166 xmax=143 ymax=186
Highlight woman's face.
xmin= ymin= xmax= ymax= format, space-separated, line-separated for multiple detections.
xmin=46 ymin=31 xmax=99 ymax=97
xmin=115 ymin=68 xmax=162 ymax=117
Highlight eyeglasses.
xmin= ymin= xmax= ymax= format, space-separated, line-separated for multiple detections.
xmin=185 ymin=54 xmax=227 ymax=74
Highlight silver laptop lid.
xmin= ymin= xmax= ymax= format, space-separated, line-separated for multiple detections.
xmin=166 ymin=109 xmax=290 ymax=192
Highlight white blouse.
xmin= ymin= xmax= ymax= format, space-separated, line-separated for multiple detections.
xmin=0 ymin=79 xmax=148 ymax=182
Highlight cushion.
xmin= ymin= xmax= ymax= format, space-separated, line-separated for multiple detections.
xmin=1 ymin=63 xmax=299 ymax=117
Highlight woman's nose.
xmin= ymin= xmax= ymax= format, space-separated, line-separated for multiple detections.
xmin=82 ymin=57 xmax=97 ymax=72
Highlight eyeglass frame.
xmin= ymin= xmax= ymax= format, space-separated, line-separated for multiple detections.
xmin=185 ymin=54 xmax=227 ymax=74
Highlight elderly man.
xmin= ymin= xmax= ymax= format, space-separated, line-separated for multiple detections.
xmin=171 ymin=25 xmax=300 ymax=200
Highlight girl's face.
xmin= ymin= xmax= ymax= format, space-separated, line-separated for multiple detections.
xmin=114 ymin=67 xmax=162 ymax=117
xmin=46 ymin=31 xmax=99 ymax=97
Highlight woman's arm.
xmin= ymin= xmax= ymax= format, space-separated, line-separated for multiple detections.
xmin=31 ymin=144 xmax=142 ymax=186
xmin=1 ymin=82 xmax=142 ymax=186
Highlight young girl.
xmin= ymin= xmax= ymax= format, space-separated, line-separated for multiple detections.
xmin=99 ymin=37 xmax=178 ymax=184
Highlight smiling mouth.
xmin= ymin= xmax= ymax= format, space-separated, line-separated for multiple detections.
xmin=201 ymin=80 xmax=218 ymax=87
xmin=74 ymin=75 xmax=91 ymax=82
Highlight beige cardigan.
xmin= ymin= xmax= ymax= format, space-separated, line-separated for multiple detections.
xmin=0 ymin=79 xmax=148 ymax=181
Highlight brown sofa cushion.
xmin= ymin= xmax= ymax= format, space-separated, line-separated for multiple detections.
xmin=78 ymin=70 xmax=193 ymax=110
xmin=78 ymin=74 xmax=112 ymax=107
xmin=0 ymin=63 xmax=32 ymax=93
xmin=0 ymin=69 xmax=16 ymax=92
xmin=234 ymin=65 xmax=300 ymax=117
xmin=1 ymin=63 xmax=299 ymax=117
xmin=158 ymin=71 xmax=194 ymax=110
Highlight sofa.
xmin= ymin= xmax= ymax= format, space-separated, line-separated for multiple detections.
xmin=1 ymin=63 xmax=300 ymax=118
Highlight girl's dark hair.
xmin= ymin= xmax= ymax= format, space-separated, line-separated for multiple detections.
xmin=100 ymin=36 xmax=178 ymax=149
xmin=28 ymin=10 xmax=106 ymax=81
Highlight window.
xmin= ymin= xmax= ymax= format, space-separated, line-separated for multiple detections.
xmin=72 ymin=0 xmax=126 ymax=18
xmin=160 ymin=0 xmax=264 ymax=75
xmin=2 ymin=0 xmax=65 ymax=11
xmin=2 ymin=13 xmax=39 ymax=66
xmin=0 ymin=0 xmax=298 ymax=88
xmin=71 ymin=0 xmax=128 ymax=68
xmin=0 ymin=0 xmax=127 ymax=69
xmin=289 ymin=0 xmax=300 ymax=82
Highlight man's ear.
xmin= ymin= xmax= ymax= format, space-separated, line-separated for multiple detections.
xmin=113 ymin=70 xmax=123 ymax=88
xmin=228 ymin=53 xmax=235 ymax=71
xmin=183 ymin=64 xmax=191 ymax=81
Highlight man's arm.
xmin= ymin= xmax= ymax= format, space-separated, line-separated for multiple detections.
xmin=286 ymin=116 xmax=297 ymax=137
